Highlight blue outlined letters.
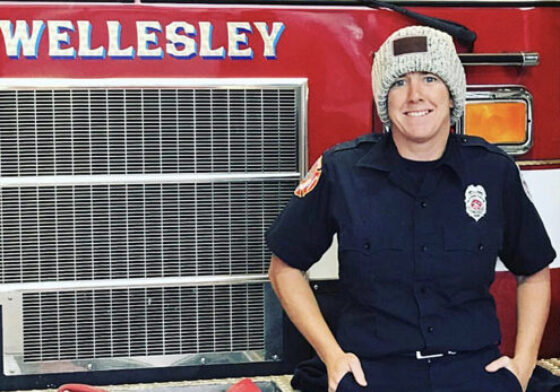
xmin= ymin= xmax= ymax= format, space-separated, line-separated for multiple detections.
xmin=0 ymin=20 xmax=284 ymax=61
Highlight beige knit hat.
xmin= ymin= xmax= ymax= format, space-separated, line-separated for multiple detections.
xmin=371 ymin=25 xmax=466 ymax=125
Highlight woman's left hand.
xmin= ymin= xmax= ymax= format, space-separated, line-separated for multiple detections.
xmin=485 ymin=355 xmax=534 ymax=392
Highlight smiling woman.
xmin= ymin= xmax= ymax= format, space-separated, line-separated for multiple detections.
xmin=267 ymin=24 xmax=555 ymax=392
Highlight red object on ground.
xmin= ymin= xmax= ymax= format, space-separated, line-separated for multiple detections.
xmin=227 ymin=378 xmax=262 ymax=392
xmin=58 ymin=384 xmax=110 ymax=392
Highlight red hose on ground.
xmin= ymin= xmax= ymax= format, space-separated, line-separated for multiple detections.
xmin=59 ymin=379 xmax=261 ymax=392
xmin=58 ymin=384 xmax=110 ymax=392
xmin=226 ymin=378 xmax=262 ymax=392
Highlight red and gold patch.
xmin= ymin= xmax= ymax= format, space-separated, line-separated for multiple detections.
xmin=294 ymin=156 xmax=322 ymax=198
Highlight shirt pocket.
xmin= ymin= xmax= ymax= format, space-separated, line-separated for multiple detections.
xmin=444 ymin=223 xmax=503 ymax=253
xmin=443 ymin=223 xmax=503 ymax=285
xmin=338 ymin=230 xmax=406 ymax=303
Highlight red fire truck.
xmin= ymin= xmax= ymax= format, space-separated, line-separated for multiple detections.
xmin=0 ymin=1 xmax=558 ymax=390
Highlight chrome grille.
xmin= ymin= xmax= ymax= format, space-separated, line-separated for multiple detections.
xmin=0 ymin=79 xmax=305 ymax=375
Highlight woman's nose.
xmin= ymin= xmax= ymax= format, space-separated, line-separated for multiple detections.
xmin=406 ymin=79 xmax=423 ymax=102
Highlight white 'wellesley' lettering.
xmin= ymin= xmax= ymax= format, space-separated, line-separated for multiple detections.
xmin=0 ymin=20 xmax=45 ymax=59
xmin=0 ymin=20 xmax=285 ymax=60
xmin=77 ymin=21 xmax=106 ymax=59
xmin=48 ymin=20 xmax=76 ymax=59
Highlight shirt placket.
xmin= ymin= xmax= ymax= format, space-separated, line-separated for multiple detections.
xmin=411 ymin=169 xmax=444 ymax=350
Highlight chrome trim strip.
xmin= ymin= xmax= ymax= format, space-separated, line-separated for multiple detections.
xmin=0 ymin=78 xmax=308 ymax=90
xmin=299 ymin=81 xmax=309 ymax=179
xmin=459 ymin=85 xmax=533 ymax=156
xmin=522 ymin=52 xmax=540 ymax=67
xmin=517 ymin=159 xmax=560 ymax=167
xmin=459 ymin=53 xmax=539 ymax=67
xmin=3 ymin=350 xmax=269 ymax=376
xmin=0 ymin=274 xmax=269 ymax=294
xmin=0 ymin=172 xmax=300 ymax=188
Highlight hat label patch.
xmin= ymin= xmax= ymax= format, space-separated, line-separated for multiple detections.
xmin=294 ymin=156 xmax=322 ymax=198
xmin=393 ymin=36 xmax=428 ymax=56
xmin=464 ymin=184 xmax=487 ymax=222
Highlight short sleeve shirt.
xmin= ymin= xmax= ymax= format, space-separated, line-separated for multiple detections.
xmin=266 ymin=133 xmax=556 ymax=359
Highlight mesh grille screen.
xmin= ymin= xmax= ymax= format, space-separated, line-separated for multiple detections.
xmin=0 ymin=83 xmax=301 ymax=368
xmin=0 ymin=182 xmax=293 ymax=283
xmin=0 ymin=89 xmax=297 ymax=176
xmin=23 ymin=284 xmax=264 ymax=362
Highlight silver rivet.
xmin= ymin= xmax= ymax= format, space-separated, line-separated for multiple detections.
xmin=313 ymin=284 xmax=319 ymax=291
xmin=86 ymin=363 xmax=93 ymax=370
xmin=272 ymin=354 xmax=279 ymax=361
xmin=200 ymin=357 xmax=206 ymax=364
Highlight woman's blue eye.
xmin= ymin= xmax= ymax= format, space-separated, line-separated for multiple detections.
xmin=425 ymin=76 xmax=438 ymax=83
xmin=392 ymin=79 xmax=405 ymax=88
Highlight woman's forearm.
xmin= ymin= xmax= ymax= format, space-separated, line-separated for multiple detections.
xmin=513 ymin=267 xmax=551 ymax=379
xmin=268 ymin=254 xmax=344 ymax=365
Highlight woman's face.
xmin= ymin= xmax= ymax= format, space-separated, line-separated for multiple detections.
xmin=388 ymin=71 xmax=453 ymax=149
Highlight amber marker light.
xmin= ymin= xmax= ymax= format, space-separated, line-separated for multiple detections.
xmin=464 ymin=102 xmax=527 ymax=144
xmin=460 ymin=87 xmax=533 ymax=155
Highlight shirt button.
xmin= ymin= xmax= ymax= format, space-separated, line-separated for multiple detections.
xmin=427 ymin=326 xmax=434 ymax=333
xmin=421 ymin=245 xmax=428 ymax=252
xmin=420 ymin=201 xmax=428 ymax=208
xmin=478 ymin=243 xmax=484 ymax=251
xmin=363 ymin=242 xmax=370 ymax=250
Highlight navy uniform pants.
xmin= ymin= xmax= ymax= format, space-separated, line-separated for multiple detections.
xmin=335 ymin=347 xmax=522 ymax=392
xmin=293 ymin=346 xmax=522 ymax=392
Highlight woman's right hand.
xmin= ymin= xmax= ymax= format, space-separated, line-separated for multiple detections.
xmin=268 ymin=256 xmax=366 ymax=392
xmin=326 ymin=352 xmax=367 ymax=392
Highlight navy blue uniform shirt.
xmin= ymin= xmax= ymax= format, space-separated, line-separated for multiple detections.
xmin=266 ymin=133 xmax=556 ymax=359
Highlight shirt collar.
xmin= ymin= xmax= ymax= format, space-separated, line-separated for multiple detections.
xmin=355 ymin=133 xmax=399 ymax=172
xmin=356 ymin=132 xmax=467 ymax=185
xmin=439 ymin=134 xmax=467 ymax=186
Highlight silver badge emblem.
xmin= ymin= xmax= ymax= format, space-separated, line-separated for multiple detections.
xmin=465 ymin=185 xmax=487 ymax=222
